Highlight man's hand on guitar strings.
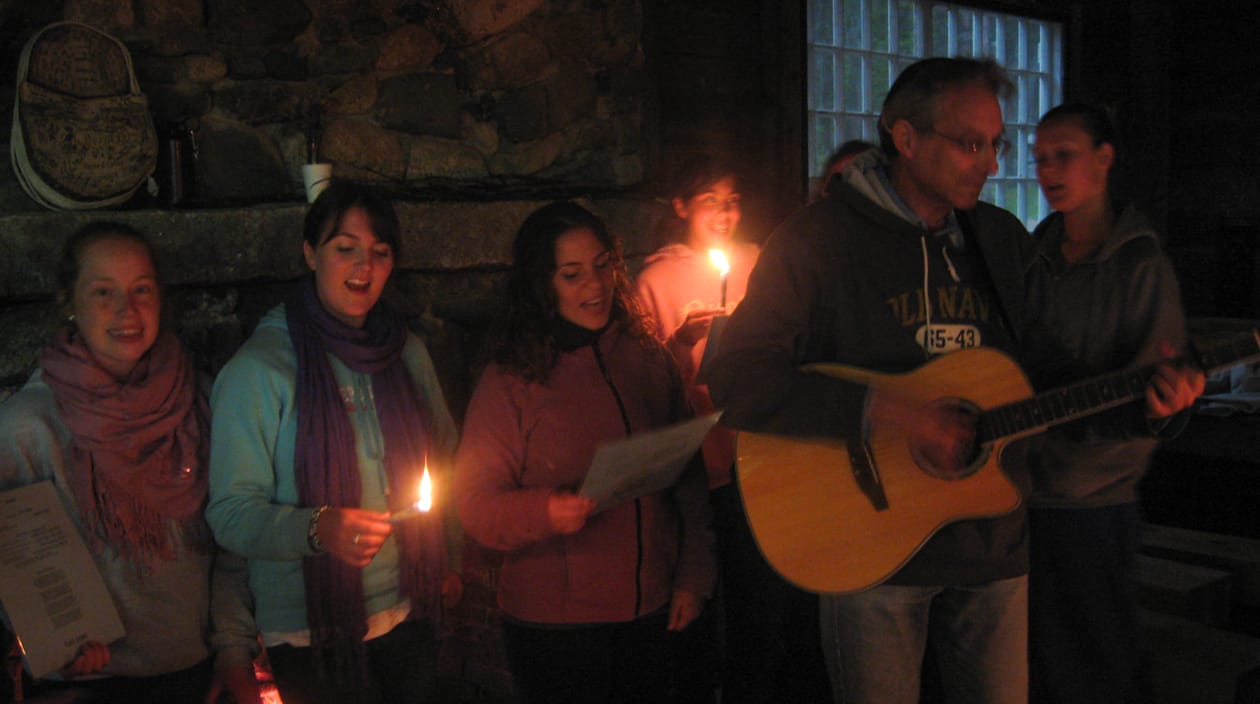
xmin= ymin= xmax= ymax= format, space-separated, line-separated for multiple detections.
xmin=867 ymin=388 xmax=978 ymax=479
xmin=1145 ymin=341 xmax=1206 ymax=419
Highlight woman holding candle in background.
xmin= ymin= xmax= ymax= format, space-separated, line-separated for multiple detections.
xmin=206 ymin=183 xmax=462 ymax=704
xmin=637 ymin=154 xmax=757 ymax=374
xmin=636 ymin=155 xmax=830 ymax=703
xmin=455 ymin=201 xmax=715 ymax=704
xmin=0 ymin=222 xmax=259 ymax=703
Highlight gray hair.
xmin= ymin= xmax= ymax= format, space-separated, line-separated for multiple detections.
xmin=878 ymin=57 xmax=1013 ymax=157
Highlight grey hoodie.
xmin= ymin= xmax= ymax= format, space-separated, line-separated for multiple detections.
xmin=1019 ymin=205 xmax=1188 ymax=507
xmin=709 ymin=151 xmax=1035 ymax=586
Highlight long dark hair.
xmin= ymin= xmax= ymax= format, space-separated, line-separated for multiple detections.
xmin=1037 ymin=102 xmax=1127 ymax=208
xmin=490 ymin=201 xmax=654 ymax=382
xmin=303 ymin=181 xmax=400 ymax=255
xmin=656 ymin=154 xmax=740 ymax=247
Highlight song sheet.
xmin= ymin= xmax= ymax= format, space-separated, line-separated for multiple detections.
xmin=580 ymin=412 xmax=721 ymax=513
xmin=0 ymin=481 xmax=124 ymax=679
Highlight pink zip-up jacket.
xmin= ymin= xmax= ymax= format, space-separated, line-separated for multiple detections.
xmin=636 ymin=241 xmax=760 ymax=488
xmin=455 ymin=323 xmax=716 ymax=624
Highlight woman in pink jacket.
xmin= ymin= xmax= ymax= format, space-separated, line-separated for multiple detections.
xmin=455 ymin=201 xmax=715 ymax=704
xmin=636 ymin=156 xmax=830 ymax=703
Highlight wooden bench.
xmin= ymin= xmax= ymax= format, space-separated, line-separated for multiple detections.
xmin=1140 ymin=522 xmax=1260 ymax=610
xmin=1140 ymin=609 xmax=1260 ymax=704
xmin=1133 ymin=554 xmax=1234 ymax=628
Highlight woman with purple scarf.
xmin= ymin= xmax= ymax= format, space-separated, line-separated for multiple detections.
xmin=206 ymin=183 xmax=462 ymax=704
xmin=0 ymin=222 xmax=259 ymax=703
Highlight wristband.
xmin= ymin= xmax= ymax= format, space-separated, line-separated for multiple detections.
xmin=307 ymin=505 xmax=330 ymax=554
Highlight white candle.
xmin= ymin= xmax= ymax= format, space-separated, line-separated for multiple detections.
xmin=418 ymin=464 xmax=433 ymax=512
xmin=389 ymin=462 xmax=434 ymax=522
xmin=708 ymin=249 xmax=730 ymax=309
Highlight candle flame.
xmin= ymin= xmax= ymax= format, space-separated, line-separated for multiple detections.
xmin=708 ymin=249 xmax=730 ymax=276
xmin=418 ymin=465 xmax=433 ymax=512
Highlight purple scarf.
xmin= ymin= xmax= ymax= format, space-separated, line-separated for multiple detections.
xmin=286 ymin=276 xmax=445 ymax=681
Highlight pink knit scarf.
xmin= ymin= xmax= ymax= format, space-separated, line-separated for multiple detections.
xmin=39 ymin=327 xmax=208 ymax=565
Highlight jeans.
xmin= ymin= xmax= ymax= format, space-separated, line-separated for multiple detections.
xmin=266 ymin=618 xmax=439 ymax=704
xmin=820 ymin=575 xmax=1028 ymax=704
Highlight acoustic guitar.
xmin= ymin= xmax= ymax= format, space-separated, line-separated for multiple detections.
xmin=735 ymin=330 xmax=1260 ymax=594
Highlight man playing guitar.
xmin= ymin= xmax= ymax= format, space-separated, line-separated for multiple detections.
xmin=707 ymin=57 xmax=1203 ymax=704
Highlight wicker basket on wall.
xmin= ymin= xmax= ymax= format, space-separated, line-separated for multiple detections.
xmin=10 ymin=22 xmax=158 ymax=210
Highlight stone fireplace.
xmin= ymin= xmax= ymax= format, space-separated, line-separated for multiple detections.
xmin=0 ymin=1 xmax=671 ymax=700
xmin=1 ymin=0 xmax=650 ymax=207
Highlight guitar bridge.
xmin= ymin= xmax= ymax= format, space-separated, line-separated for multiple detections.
xmin=847 ymin=438 xmax=889 ymax=511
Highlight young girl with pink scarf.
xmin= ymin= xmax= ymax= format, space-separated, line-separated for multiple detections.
xmin=0 ymin=222 xmax=259 ymax=703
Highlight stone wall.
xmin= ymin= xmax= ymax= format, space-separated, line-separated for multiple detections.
xmin=0 ymin=0 xmax=649 ymax=211
xmin=0 ymin=198 xmax=665 ymax=397
xmin=0 ymin=3 xmax=665 ymax=700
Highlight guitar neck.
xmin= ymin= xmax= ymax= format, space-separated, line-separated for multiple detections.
xmin=978 ymin=329 xmax=1260 ymax=444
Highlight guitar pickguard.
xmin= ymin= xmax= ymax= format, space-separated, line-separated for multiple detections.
xmin=846 ymin=437 xmax=888 ymax=511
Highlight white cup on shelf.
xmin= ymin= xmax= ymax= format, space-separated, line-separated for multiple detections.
xmin=302 ymin=163 xmax=332 ymax=203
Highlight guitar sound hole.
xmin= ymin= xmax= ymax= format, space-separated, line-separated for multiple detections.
xmin=909 ymin=398 xmax=985 ymax=481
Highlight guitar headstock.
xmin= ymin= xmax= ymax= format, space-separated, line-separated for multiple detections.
xmin=1186 ymin=327 xmax=1260 ymax=377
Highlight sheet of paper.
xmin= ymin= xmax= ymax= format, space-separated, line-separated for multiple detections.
xmin=0 ymin=481 xmax=124 ymax=679
xmin=580 ymin=412 xmax=721 ymax=513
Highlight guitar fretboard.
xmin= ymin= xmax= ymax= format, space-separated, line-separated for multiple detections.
xmin=977 ymin=330 xmax=1260 ymax=444
xmin=978 ymin=368 xmax=1150 ymax=443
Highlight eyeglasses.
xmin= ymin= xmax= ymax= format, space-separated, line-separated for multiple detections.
xmin=927 ymin=129 xmax=1011 ymax=158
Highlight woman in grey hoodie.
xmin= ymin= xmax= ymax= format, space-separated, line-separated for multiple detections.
xmin=1023 ymin=103 xmax=1204 ymax=704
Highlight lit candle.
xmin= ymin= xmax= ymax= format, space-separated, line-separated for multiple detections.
xmin=708 ymin=249 xmax=730 ymax=310
xmin=389 ymin=462 xmax=434 ymax=522
xmin=417 ymin=464 xmax=432 ymax=512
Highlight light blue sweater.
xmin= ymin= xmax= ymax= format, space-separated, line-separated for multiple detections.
xmin=206 ymin=305 xmax=460 ymax=636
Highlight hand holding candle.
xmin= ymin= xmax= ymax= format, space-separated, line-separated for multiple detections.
xmin=674 ymin=307 xmax=723 ymax=347
xmin=708 ymin=248 xmax=730 ymax=310
xmin=318 ymin=507 xmax=391 ymax=567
